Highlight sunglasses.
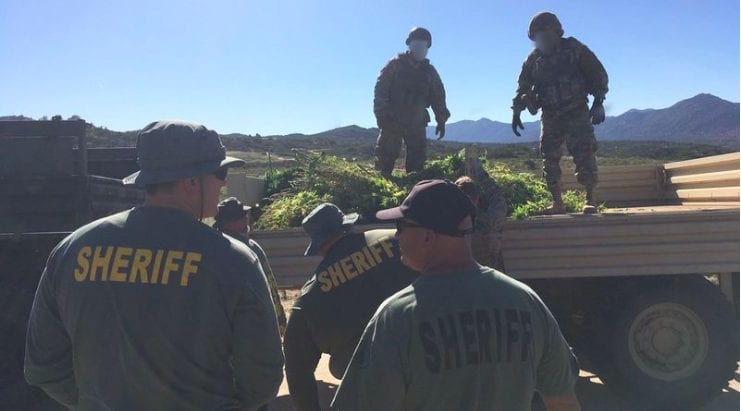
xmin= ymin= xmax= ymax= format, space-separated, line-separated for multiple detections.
xmin=213 ymin=167 xmax=228 ymax=181
xmin=395 ymin=219 xmax=425 ymax=232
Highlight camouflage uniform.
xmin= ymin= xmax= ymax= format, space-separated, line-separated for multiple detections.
xmin=469 ymin=174 xmax=507 ymax=272
xmin=374 ymin=52 xmax=450 ymax=175
xmin=513 ymin=37 xmax=608 ymax=193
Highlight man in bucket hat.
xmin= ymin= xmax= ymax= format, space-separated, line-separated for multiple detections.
xmin=213 ymin=197 xmax=287 ymax=335
xmin=25 ymin=120 xmax=284 ymax=410
xmin=284 ymin=203 xmax=418 ymax=411
xmin=332 ymin=180 xmax=581 ymax=411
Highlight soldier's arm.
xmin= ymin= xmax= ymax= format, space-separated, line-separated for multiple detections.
xmin=577 ymin=44 xmax=609 ymax=102
xmin=429 ymin=66 xmax=451 ymax=124
xmin=331 ymin=307 xmax=406 ymax=411
xmin=373 ymin=59 xmax=397 ymax=120
xmin=24 ymin=246 xmax=78 ymax=407
xmin=513 ymin=54 xmax=537 ymax=110
xmin=232 ymin=263 xmax=285 ymax=409
xmin=284 ymin=308 xmax=323 ymax=411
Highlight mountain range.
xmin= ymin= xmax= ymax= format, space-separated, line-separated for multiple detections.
xmin=2 ymin=93 xmax=738 ymax=150
xmin=424 ymin=93 xmax=739 ymax=148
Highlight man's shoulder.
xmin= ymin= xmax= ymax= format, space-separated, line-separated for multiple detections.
xmin=373 ymin=284 xmax=417 ymax=318
xmin=561 ymin=36 xmax=587 ymax=52
xmin=64 ymin=209 xmax=133 ymax=245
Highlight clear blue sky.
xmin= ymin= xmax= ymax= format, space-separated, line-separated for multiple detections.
xmin=1 ymin=0 xmax=738 ymax=135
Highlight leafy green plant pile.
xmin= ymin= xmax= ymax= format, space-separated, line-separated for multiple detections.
xmin=256 ymin=150 xmax=590 ymax=229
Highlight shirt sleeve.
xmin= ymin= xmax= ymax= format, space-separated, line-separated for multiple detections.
xmin=232 ymin=261 xmax=285 ymax=409
xmin=512 ymin=53 xmax=537 ymax=110
xmin=429 ymin=65 xmax=450 ymax=124
xmin=252 ymin=242 xmax=287 ymax=329
xmin=373 ymin=59 xmax=397 ymax=120
xmin=284 ymin=308 xmax=323 ymax=411
xmin=577 ymin=43 xmax=609 ymax=101
xmin=24 ymin=242 xmax=78 ymax=407
xmin=331 ymin=306 xmax=406 ymax=411
xmin=533 ymin=294 xmax=579 ymax=396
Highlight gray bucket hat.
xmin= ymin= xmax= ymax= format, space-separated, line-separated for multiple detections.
xmin=302 ymin=203 xmax=359 ymax=256
xmin=123 ymin=120 xmax=245 ymax=187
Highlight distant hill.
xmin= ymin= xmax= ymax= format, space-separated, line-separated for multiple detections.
xmin=426 ymin=94 xmax=740 ymax=149
xmin=3 ymin=93 xmax=737 ymax=159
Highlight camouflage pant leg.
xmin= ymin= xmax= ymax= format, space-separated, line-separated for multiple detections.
xmin=539 ymin=117 xmax=566 ymax=190
xmin=403 ymin=127 xmax=427 ymax=173
xmin=374 ymin=125 xmax=404 ymax=176
xmin=541 ymin=107 xmax=599 ymax=189
xmin=563 ymin=110 xmax=599 ymax=187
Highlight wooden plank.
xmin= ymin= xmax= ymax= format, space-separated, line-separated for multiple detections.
xmin=0 ymin=120 xmax=85 ymax=137
xmin=663 ymin=152 xmax=740 ymax=170
xmin=506 ymin=262 xmax=741 ymax=280
xmin=504 ymin=231 xmax=738 ymax=249
xmin=506 ymin=250 xmax=738 ymax=272
xmin=669 ymin=169 xmax=740 ymax=185
xmin=504 ymin=217 xmax=739 ymax=238
xmin=504 ymin=241 xmax=736 ymax=260
xmin=671 ymin=187 xmax=739 ymax=202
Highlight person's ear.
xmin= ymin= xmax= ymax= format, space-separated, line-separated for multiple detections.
xmin=422 ymin=229 xmax=435 ymax=245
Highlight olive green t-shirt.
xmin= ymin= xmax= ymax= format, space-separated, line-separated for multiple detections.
xmin=332 ymin=266 xmax=578 ymax=411
xmin=24 ymin=206 xmax=284 ymax=410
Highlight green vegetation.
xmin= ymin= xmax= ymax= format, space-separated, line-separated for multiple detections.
xmin=255 ymin=150 xmax=591 ymax=229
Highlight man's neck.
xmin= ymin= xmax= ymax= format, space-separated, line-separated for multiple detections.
xmin=144 ymin=196 xmax=197 ymax=219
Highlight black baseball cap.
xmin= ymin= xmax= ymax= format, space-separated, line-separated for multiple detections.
xmin=376 ymin=179 xmax=476 ymax=236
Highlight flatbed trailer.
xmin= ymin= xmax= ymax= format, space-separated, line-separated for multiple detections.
xmin=253 ymin=152 xmax=740 ymax=409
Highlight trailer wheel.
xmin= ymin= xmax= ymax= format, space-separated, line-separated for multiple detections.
xmin=598 ymin=277 xmax=738 ymax=409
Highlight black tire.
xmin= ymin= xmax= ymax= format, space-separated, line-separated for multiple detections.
xmin=597 ymin=276 xmax=738 ymax=410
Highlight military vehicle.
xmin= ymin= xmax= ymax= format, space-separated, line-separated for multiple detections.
xmin=254 ymin=152 xmax=740 ymax=409
xmin=0 ymin=119 xmax=142 ymax=408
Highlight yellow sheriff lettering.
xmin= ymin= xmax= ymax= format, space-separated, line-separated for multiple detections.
xmin=150 ymin=250 xmax=164 ymax=283
xmin=180 ymin=252 xmax=202 ymax=286
xmin=74 ymin=246 xmax=92 ymax=282
xmin=340 ymin=256 xmax=358 ymax=280
xmin=379 ymin=238 xmax=395 ymax=258
xmin=90 ymin=246 xmax=114 ymax=281
xmin=71 ymin=246 xmax=201 ymax=287
xmin=317 ymin=271 xmax=333 ymax=292
xmin=129 ymin=248 xmax=152 ymax=283
xmin=110 ymin=247 xmax=133 ymax=282
xmin=160 ymin=251 xmax=184 ymax=285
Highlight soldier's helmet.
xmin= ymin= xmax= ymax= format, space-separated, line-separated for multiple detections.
xmin=528 ymin=12 xmax=564 ymax=40
xmin=406 ymin=27 xmax=432 ymax=47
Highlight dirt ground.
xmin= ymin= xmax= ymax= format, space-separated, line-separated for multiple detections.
xmin=274 ymin=290 xmax=740 ymax=411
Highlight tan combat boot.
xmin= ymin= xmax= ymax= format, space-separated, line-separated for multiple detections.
xmin=543 ymin=183 xmax=564 ymax=215
xmin=583 ymin=185 xmax=598 ymax=214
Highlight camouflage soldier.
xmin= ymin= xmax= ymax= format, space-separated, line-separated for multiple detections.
xmin=511 ymin=12 xmax=609 ymax=214
xmin=374 ymin=27 xmax=451 ymax=176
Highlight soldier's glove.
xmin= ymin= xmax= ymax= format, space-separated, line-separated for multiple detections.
xmin=511 ymin=109 xmax=525 ymax=137
xmin=520 ymin=94 xmax=538 ymax=115
xmin=590 ymin=101 xmax=606 ymax=125
xmin=435 ymin=122 xmax=446 ymax=140
xmin=376 ymin=113 xmax=394 ymax=130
